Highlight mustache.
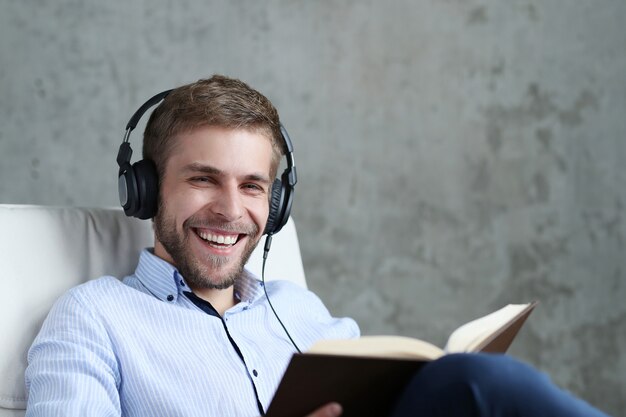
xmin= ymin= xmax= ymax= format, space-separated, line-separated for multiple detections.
xmin=183 ymin=214 xmax=259 ymax=236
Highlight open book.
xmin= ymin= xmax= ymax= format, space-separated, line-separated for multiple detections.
xmin=309 ymin=301 xmax=538 ymax=360
xmin=266 ymin=301 xmax=537 ymax=417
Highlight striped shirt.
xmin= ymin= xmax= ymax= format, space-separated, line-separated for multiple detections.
xmin=25 ymin=249 xmax=360 ymax=417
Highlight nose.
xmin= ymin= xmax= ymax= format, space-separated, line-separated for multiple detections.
xmin=210 ymin=184 xmax=244 ymax=221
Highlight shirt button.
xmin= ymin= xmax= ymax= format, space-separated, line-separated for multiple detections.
xmin=167 ymin=295 xmax=174 ymax=302
xmin=253 ymin=370 xmax=258 ymax=377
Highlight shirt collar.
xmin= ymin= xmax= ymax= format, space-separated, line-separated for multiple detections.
xmin=134 ymin=249 xmax=264 ymax=304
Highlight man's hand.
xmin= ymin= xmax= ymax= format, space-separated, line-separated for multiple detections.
xmin=305 ymin=402 xmax=343 ymax=417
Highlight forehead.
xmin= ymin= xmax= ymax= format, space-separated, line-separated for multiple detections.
xmin=165 ymin=126 xmax=273 ymax=175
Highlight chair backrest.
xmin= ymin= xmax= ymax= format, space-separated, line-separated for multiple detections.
xmin=0 ymin=204 xmax=306 ymax=416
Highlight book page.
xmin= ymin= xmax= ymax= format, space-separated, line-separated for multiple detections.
xmin=308 ymin=335 xmax=445 ymax=361
xmin=444 ymin=303 xmax=533 ymax=353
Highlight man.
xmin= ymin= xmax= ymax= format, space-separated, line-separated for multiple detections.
xmin=26 ymin=75 xmax=357 ymax=417
xmin=25 ymin=75 xmax=610 ymax=417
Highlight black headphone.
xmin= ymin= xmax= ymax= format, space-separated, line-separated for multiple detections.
xmin=116 ymin=89 xmax=297 ymax=236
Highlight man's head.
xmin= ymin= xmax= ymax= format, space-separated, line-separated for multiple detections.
xmin=143 ymin=75 xmax=284 ymax=291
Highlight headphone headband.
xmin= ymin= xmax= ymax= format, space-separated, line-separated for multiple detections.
xmin=126 ymin=90 xmax=173 ymax=133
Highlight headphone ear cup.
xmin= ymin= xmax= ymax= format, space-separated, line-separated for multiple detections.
xmin=131 ymin=159 xmax=159 ymax=219
xmin=265 ymin=179 xmax=284 ymax=235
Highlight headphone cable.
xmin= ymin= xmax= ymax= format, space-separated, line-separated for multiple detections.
xmin=261 ymin=234 xmax=302 ymax=354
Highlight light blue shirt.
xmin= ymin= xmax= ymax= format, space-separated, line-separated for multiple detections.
xmin=25 ymin=249 xmax=359 ymax=417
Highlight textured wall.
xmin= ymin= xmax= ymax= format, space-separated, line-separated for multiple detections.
xmin=1 ymin=1 xmax=625 ymax=414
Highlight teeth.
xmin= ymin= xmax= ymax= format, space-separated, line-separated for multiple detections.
xmin=197 ymin=230 xmax=239 ymax=245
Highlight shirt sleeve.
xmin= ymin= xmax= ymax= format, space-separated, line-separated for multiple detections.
xmin=25 ymin=289 xmax=121 ymax=417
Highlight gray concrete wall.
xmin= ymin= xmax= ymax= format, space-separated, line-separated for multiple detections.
xmin=1 ymin=1 xmax=624 ymax=414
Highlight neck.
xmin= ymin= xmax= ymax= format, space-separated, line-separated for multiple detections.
xmin=191 ymin=286 xmax=236 ymax=316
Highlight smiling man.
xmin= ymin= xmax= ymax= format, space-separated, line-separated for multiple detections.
xmin=25 ymin=76 xmax=359 ymax=417
xmin=25 ymin=75 xmax=611 ymax=417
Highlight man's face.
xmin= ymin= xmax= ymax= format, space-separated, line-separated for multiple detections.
xmin=153 ymin=126 xmax=272 ymax=290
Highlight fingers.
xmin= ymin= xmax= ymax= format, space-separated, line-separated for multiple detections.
xmin=306 ymin=402 xmax=343 ymax=417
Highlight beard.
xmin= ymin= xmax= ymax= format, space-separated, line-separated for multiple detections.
xmin=153 ymin=201 xmax=261 ymax=291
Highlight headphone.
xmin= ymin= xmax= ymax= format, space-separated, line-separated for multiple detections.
xmin=116 ymin=89 xmax=297 ymax=236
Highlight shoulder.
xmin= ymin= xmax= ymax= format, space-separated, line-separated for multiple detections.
xmin=32 ymin=276 xmax=147 ymax=354
xmin=63 ymin=276 xmax=131 ymax=303
xmin=46 ymin=276 xmax=141 ymax=322
xmin=263 ymin=279 xmax=321 ymax=304
xmin=263 ymin=278 xmax=307 ymax=293
xmin=264 ymin=280 xmax=359 ymax=325
xmin=260 ymin=280 xmax=328 ymax=316
xmin=72 ymin=275 xmax=127 ymax=292
xmin=30 ymin=278 xmax=125 ymax=359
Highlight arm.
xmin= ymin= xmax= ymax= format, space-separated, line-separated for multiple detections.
xmin=25 ymin=290 xmax=121 ymax=417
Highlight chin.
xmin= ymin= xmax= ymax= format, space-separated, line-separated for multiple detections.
xmin=187 ymin=259 xmax=244 ymax=290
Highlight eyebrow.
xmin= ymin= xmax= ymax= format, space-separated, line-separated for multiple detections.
xmin=182 ymin=162 xmax=272 ymax=184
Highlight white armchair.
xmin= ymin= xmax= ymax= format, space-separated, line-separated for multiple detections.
xmin=0 ymin=204 xmax=306 ymax=417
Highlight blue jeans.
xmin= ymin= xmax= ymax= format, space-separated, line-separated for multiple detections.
xmin=390 ymin=353 xmax=611 ymax=417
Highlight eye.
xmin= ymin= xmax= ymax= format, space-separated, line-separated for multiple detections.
xmin=189 ymin=176 xmax=214 ymax=185
xmin=242 ymin=183 xmax=265 ymax=193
